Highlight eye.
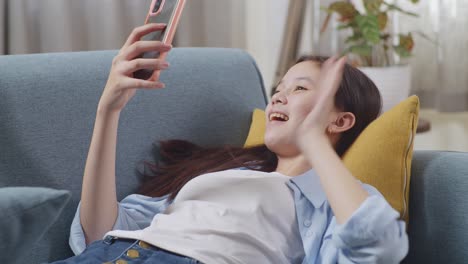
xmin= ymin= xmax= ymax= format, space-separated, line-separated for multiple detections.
xmin=294 ymin=86 xmax=307 ymax=91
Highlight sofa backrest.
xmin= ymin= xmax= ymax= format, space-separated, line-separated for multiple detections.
xmin=0 ymin=48 xmax=267 ymax=262
xmin=403 ymin=151 xmax=468 ymax=263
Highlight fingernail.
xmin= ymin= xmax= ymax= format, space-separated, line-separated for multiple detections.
xmin=161 ymin=62 xmax=170 ymax=68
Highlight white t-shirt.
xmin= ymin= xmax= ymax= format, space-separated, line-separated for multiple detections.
xmin=106 ymin=169 xmax=305 ymax=264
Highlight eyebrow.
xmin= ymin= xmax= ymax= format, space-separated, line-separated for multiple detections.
xmin=275 ymin=77 xmax=315 ymax=91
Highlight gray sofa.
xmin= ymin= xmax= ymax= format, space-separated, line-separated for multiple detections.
xmin=0 ymin=48 xmax=467 ymax=263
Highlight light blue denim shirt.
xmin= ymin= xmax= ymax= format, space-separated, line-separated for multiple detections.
xmin=70 ymin=169 xmax=409 ymax=263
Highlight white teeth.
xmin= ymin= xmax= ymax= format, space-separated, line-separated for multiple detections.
xmin=269 ymin=113 xmax=289 ymax=121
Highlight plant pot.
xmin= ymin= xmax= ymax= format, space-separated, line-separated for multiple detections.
xmin=359 ymin=65 xmax=412 ymax=113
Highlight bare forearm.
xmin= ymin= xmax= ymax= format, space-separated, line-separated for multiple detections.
xmin=304 ymin=136 xmax=369 ymax=224
xmin=80 ymin=107 xmax=120 ymax=244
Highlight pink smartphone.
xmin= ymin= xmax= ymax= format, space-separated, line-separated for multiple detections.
xmin=134 ymin=0 xmax=186 ymax=81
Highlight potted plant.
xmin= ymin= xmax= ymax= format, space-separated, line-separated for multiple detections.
xmin=321 ymin=0 xmax=428 ymax=112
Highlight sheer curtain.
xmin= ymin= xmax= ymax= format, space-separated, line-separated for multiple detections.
xmin=399 ymin=0 xmax=468 ymax=112
xmin=0 ymin=0 xmax=153 ymax=55
xmin=174 ymin=0 xmax=246 ymax=48
xmin=0 ymin=0 xmax=288 ymax=92
xmin=0 ymin=0 xmax=248 ymax=53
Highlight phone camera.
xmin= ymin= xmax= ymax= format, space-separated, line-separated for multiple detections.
xmin=153 ymin=0 xmax=163 ymax=13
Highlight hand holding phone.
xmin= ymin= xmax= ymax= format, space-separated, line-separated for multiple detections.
xmin=99 ymin=23 xmax=173 ymax=114
xmin=134 ymin=0 xmax=186 ymax=81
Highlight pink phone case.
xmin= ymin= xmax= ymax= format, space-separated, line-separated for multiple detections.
xmin=134 ymin=0 xmax=186 ymax=81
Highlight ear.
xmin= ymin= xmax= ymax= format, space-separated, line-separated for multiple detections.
xmin=329 ymin=112 xmax=355 ymax=134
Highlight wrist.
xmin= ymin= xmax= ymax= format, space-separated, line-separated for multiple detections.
xmin=301 ymin=134 xmax=334 ymax=160
xmin=96 ymin=104 xmax=121 ymax=118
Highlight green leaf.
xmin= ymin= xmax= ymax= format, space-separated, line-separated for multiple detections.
xmin=328 ymin=2 xmax=358 ymax=21
xmin=348 ymin=44 xmax=373 ymax=56
xmin=377 ymin=12 xmax=388 ymax=30
xmin=399 ymin=33 xmax=414 ymax=52
xmin=337 ymin=23 xmax=352 ymax=30
xmin=364 ymin=0 xmax=383 ymax=14
xmin=321 ymin=6 xmax=334 ymax=14
xmin=394 ymin=45 xmax=412 ymax=57
xmin=356 ymin=15 xmax=381 ymax=44
xmin=394 ymin=33 xmax=415 ymax=57
xmin=345 ymin=34 xmax=363 ymax=44
xmin=409 ymin=0 xmax=419 ymax=3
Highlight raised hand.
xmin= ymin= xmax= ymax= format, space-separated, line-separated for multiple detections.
xmin=98 ymin=23 xmax=172 ymax=114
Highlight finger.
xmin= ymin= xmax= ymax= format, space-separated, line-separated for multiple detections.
xmin=327 ymin=55 xmax=339 ymax=61
xmin=334 ymin=55 xmax=347 ymax=66
xmin=121 ymin=41 xmax=172 ymax=61
xmin=122 ymin=23 xmax=167 ymax=49
xmin=324 ymin=55 xmax=346 ymax=74
xmin=120 ymin=59 xmax=170 ymax=75
xmin=323 ymin=55 xmax=338 ymax=69
xmin=120 ymin=77 xmax=166 ymax=90
xmin=340 ymin=55 xmax=348 ymax=63
xmin=335 ymin=56 xmax=347 ymax=74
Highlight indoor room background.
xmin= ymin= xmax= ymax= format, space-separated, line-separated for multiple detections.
xmin=1 ymin=0 xmax=467 ymax=152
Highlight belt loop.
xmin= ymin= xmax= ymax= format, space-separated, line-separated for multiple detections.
xmin=103 ymin=235 xmax=117 ymax=245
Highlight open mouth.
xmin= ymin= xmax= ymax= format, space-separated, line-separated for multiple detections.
xmin=269 ymin=113 xmax=289 ymax=122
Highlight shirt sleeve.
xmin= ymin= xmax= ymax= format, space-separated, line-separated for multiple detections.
xmin=318 ymin=184 xmax=409 ymax=263
xmin=69 ymin=193 xmax=170 ymax=255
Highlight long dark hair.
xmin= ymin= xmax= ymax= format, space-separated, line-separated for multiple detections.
xmin=138 ymin=56 xmax=382 ymax=200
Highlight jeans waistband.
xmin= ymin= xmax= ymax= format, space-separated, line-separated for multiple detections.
xmin=103 ymin=235 xmax=198 ymax=261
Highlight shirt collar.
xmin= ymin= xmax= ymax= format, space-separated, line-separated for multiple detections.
xmin=288 ymin=169 xmax=326 ymax=208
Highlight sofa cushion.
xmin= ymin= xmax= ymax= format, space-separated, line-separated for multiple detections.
xmin=0 ymin=187 xmax=71 ymax=263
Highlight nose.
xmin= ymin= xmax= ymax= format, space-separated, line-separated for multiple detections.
xmin=271 ymin=91 xmax=287 ymax=105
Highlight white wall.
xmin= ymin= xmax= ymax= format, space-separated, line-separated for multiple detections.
xmin=245 ymin=0 xmax=289 ymax=95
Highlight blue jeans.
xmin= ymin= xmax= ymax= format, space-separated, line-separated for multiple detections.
xmin=49 ymin=236 xmax=202 ymax=264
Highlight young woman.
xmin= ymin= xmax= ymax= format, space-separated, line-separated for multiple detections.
xmin=53 ymin=23 xmax=408 ymax=264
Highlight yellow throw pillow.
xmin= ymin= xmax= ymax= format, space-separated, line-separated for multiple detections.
xmin=244 ymin=109 xmax=266 ymax=147
xmin=243 ymin=96 xmax=420 ymax=224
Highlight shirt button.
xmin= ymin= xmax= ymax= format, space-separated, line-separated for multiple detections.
xmin=303 ymin=219 xmax=312 ymax=227
xmin=306 ymin=229 xmax=315 ymax=237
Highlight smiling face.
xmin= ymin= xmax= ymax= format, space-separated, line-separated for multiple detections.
xmin=264 ymin=60 xmax=338 ymax=157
